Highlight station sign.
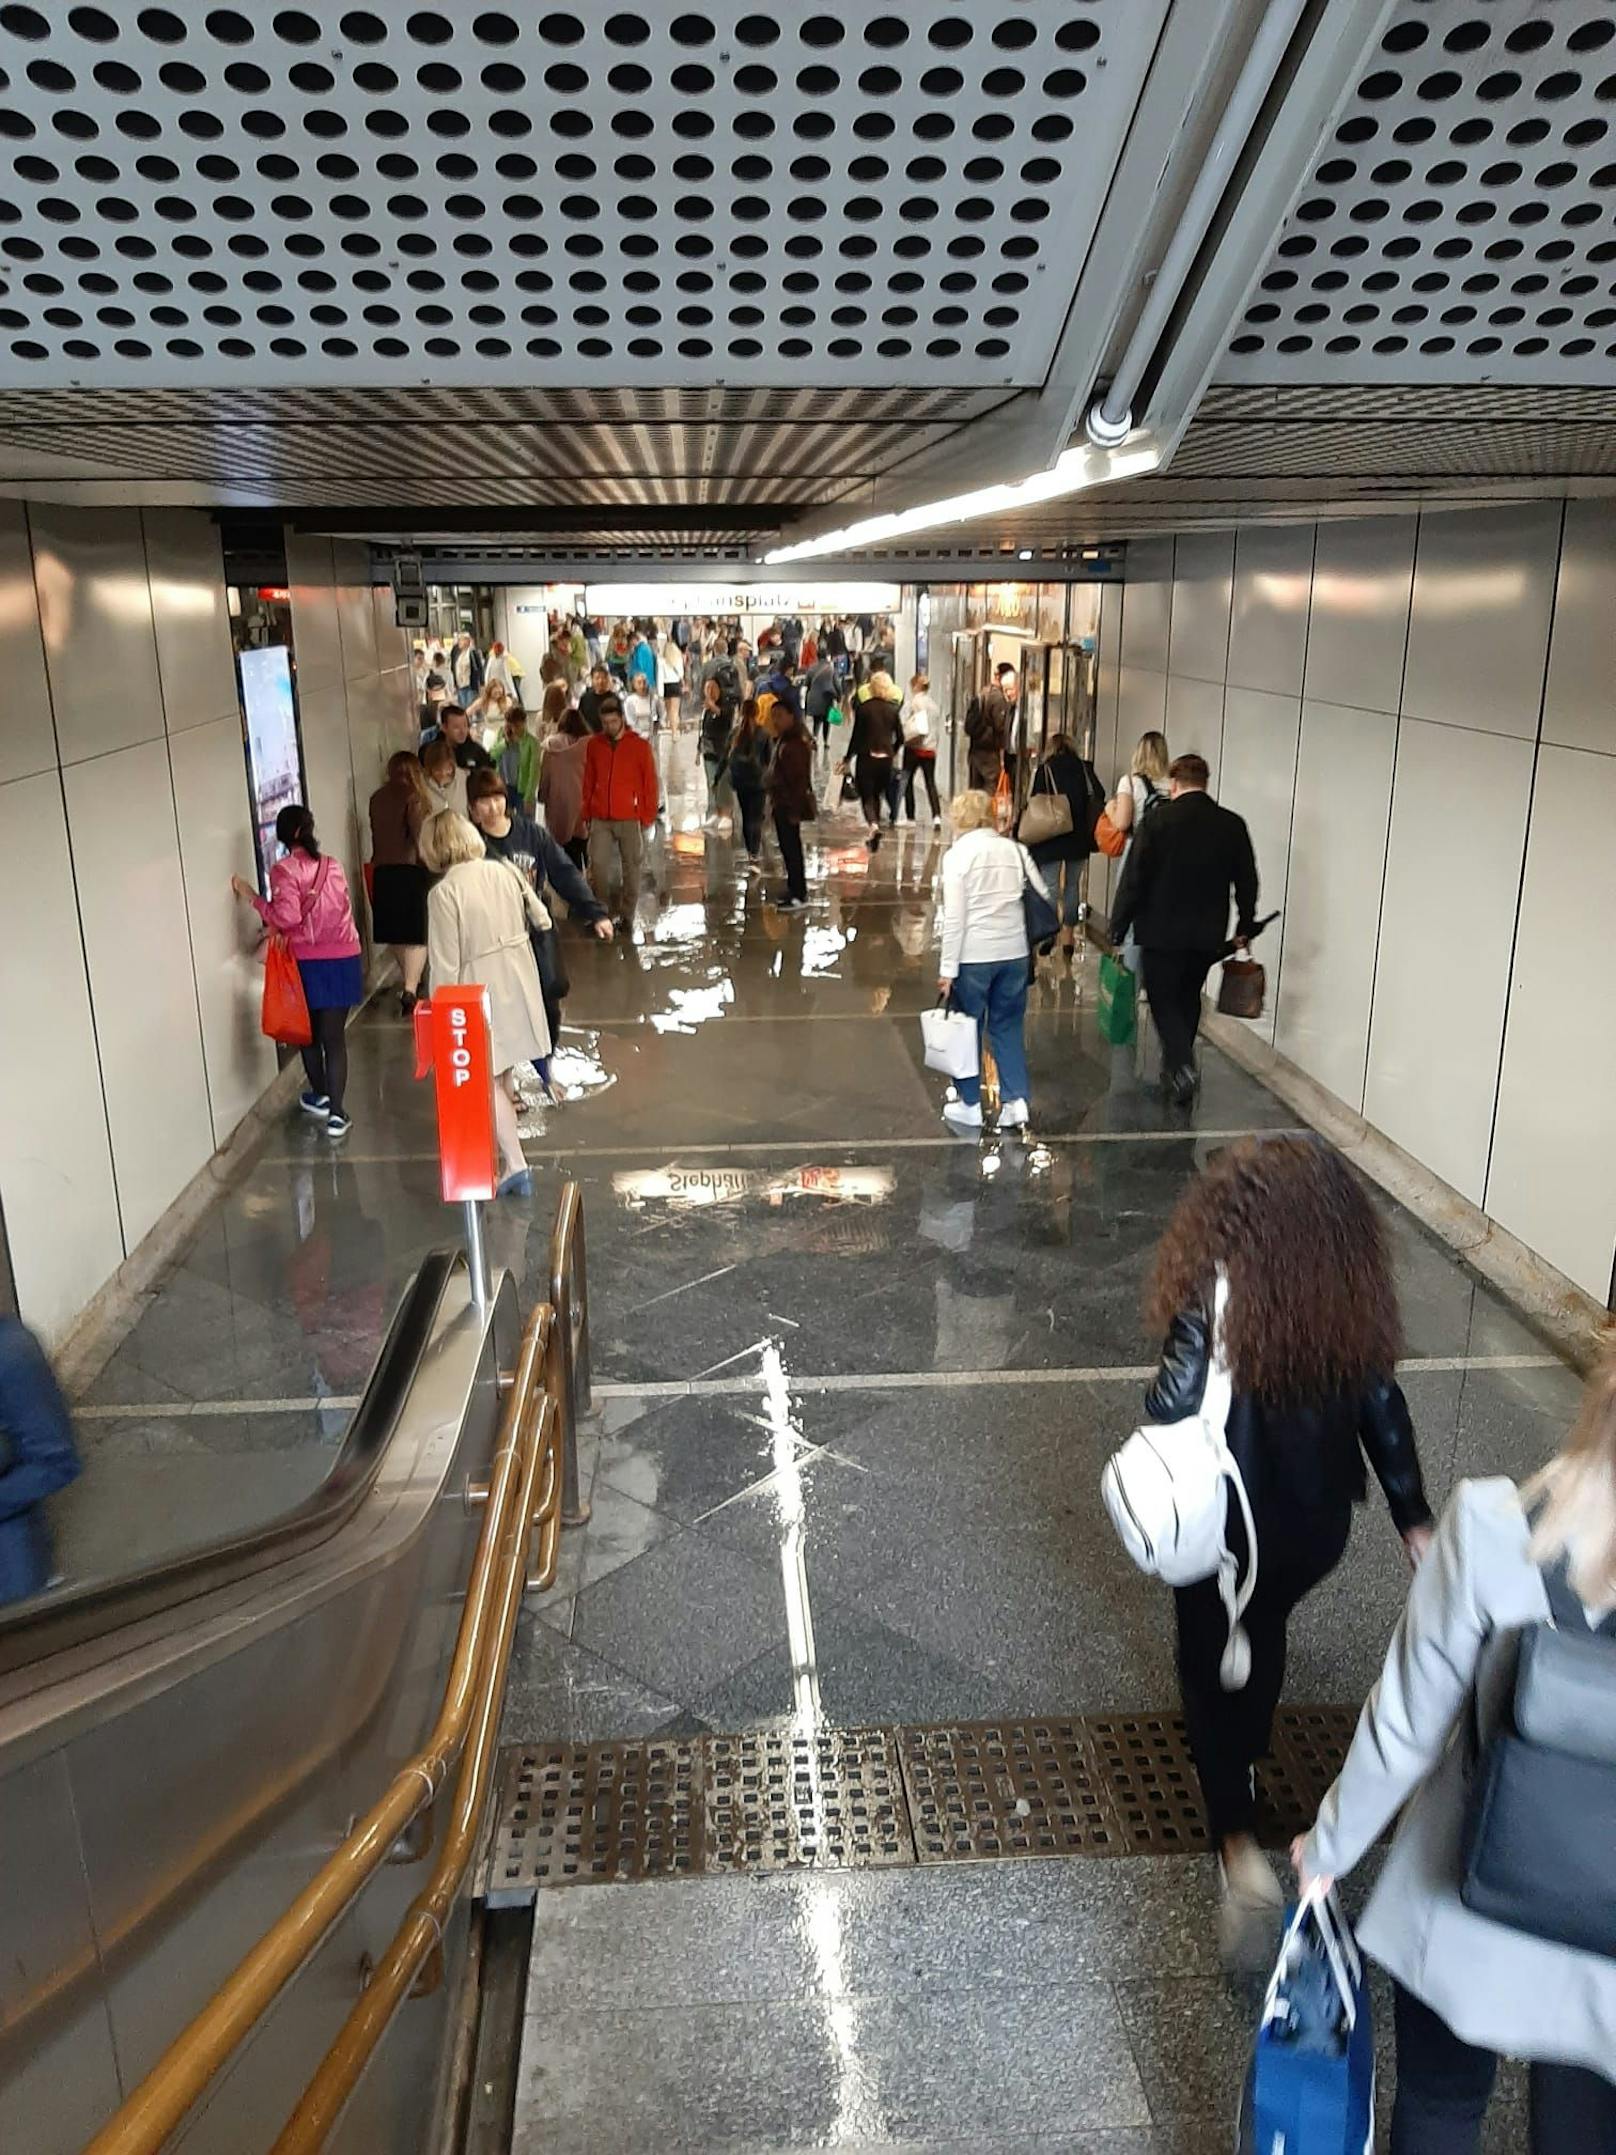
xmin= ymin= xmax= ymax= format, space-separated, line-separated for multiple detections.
xmin=583 ymin=582 xmax=901 ymax=617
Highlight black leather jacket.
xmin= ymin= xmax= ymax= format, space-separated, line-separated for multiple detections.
xmin=1146 ymin=1309 xmax=1432 ymax=1538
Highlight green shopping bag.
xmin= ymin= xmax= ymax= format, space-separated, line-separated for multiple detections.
xmin=1097 ymin=950 xmax=1137 ymax=1046
xmin=827 ymin=703 xmax=843 ymax=725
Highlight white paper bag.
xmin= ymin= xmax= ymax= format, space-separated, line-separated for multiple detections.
xmin=921 ymin=1005 xmax=979 ymax=1080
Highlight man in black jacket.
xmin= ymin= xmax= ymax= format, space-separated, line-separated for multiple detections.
xmin=1109 ymin=753 xmax=1259 ymax=1104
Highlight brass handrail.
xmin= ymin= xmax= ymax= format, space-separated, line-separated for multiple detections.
xmin=83 ymin=1294 xmax=557 ymax=2155
xmin=268 ymin=1390 xmax=556 ymax=2154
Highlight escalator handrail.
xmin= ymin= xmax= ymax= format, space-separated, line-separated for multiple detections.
xmin=0 ymin=1248 xmax=465 ymax=1679
xmin=82 ymin=1291 xmax=558 ymax=2155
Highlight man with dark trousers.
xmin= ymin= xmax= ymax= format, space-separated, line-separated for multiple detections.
xmin=1109 ymin=752 xmax=1259 ymax=1106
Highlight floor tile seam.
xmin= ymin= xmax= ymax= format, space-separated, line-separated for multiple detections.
xmin=515 ymin=1969 xmax=1160 ymax=2020
xmin=516 ymin=1600 xmax=691 ymax=1717
xmin=253 ymin=1127 xmax=1309 ymax=1166
xmin=76 ymin=1349 xmax=1565 ymax=1418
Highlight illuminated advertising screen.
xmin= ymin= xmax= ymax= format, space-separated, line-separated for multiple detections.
xmin=238 ymin=644 xmax=304 ymax=879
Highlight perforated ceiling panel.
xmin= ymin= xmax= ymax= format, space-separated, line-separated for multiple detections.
xmin=1219 ymin=0 xmax=1616 ymax=384
xmin=0 ymin=0 xmax=1168 ymax=391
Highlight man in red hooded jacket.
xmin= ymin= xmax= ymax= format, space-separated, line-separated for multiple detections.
xmin=581 ymin=692 xmax=659 ymax=931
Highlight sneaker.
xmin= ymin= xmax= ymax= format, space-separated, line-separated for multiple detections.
xmin=298 ymin=1091 xmax=330 ymax=1119
xmin=497 ymin=1168 xmax=533 ymax=1201
xmin=325 ymin=1111 xmax=352 ymax=1142
xmin=1170 ymin=1064 xmax=1199 ymax=1108
xmin=773 ymin=894 xmax=805 ymax=913
xmin=998 ymin=1098 xmax=1030 ymax=1130
xmin=942 ymin=1099 xmax=984 ymax=1136
xmin=1217 ymin=1841 xmax=1284 ymax=1979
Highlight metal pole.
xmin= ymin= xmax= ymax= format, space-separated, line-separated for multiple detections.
xmin=1085 ymin=0 xmax=1310 ymax=447
xmin=463 ymin=1199 xmax=490 ymax=1314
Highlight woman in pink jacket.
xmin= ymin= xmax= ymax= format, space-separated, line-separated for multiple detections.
xmin=232 ymin=804 xmax=364 ymax=1140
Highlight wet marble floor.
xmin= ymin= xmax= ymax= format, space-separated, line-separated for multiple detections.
xmin=46 ymin=728 xmax=1576 ymax=2151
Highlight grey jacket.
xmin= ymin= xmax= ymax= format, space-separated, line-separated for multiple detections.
xmin=1305 ymin=1477 xmax=1616 ymax=2075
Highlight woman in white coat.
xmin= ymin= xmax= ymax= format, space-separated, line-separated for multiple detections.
xmin=1297 ymin=1353 xmax=1616 ymax=2151
xmin=419 ymin=809 xmax=551 ymax=1201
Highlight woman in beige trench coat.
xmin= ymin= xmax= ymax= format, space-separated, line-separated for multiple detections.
xmin=420 ymin=809 xmax=550 ymax=1200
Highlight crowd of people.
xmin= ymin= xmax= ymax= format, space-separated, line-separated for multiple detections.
xmin=15 ymin=606 xmax=1616 ymax=2154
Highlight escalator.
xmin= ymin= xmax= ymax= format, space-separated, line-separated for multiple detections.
xmin=0 ymin=1186 xmax=587 ymax=2155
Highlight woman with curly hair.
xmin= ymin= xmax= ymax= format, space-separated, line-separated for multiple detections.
xmin=1144 ymin=1134 xmax=1434 ymax=1973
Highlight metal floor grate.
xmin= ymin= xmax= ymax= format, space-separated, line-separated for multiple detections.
xmin=480 ymin=1706 xmax=1358 ymax=1899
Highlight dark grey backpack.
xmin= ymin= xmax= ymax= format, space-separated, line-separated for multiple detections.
xmin=1460 ymin=1554 xmax=1616 ymax=1958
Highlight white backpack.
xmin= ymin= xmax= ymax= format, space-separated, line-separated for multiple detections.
xmin=1101 ymin=1272 xmax=1258 ymax=1690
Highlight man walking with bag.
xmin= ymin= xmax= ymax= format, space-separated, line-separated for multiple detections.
xmin=1108 ymin=753 xmax=1258 ymax=1106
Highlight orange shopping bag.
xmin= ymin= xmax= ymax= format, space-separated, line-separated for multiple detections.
xmin=993 ymin=762 xmax=1013 ymax=832
xmin=262 ymin=933 xmax=312 ymax=1048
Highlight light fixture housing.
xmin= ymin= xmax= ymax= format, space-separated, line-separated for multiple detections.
xmin=761 ymin=438 xmax=1161 ymax=567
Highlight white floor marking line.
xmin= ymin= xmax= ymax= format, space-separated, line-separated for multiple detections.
xmin=75 ymin=1353 xmax=1565 ymax=1420
xmin=76 ymin=1395 xmax=360 ymax=1419
xmin=259 ymin=1128 xmax=1307 ymax=1167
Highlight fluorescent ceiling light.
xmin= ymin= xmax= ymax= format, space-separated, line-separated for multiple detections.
xmin=761 ymin=438 xmax=1161 ymax=566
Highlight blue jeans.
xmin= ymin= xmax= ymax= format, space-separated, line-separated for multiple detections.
xmin=1044 ymin=856 xmax=1082 ymax=927
xmin=949 ymin=959 xmax=1030 ymax=1108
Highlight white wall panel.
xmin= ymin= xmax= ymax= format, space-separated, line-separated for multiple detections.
xmin=371 ymin=583 xmax=410 ymax=677
xmin=1096 ymin=581 xmax=1122 ymax=742
xmin=1227 ymin=524 xmax=1314 ymax=698
xmin=285 ymin=532 xmax=342 ymax=693
xmin=1485 ymin=746 xmax=1616 ymax=1300
xmin=1218 ymin=687 xmax=1301 ymax=1043
xmin=30 ymin=505 xmax=165 ymax=765
xmin=1164 ymin=674 xmax=1225 ymax=786
xmin=0 ymin=500 xmax=53 ymax=786
xmin=1120 ymin=538 xmax=1172 ymax=673
xmin=169 ymin=717 xmax=279 ymax=1148
xmin=65 ymin=740 xmax=213 ymax=1250
xmin=1167 ymin=533 xmax=1234 ymax=683
xmin=334 ymin=545 xmax=379 ymax=682
xmin=1541 ymin=498 xmax=1616 ymax=756
xmin=1402 ymin=502 xmax=1562 ymax=741
xmin=1116 ymin=667 xmax=1168 ymax=758
xmin=299 ymin=682 xmax=363 ymax=884
xmin=1275 ymin=702 xmax=1398 ymax=1111
xmin=1364 ymin=719 xmax=1533 ymax=1206
xmin=144 ymin=510 xmax=238 ymax=735
xmin=1303 ymin=515 xmax=1416 ymax=716
xmin=0 ymin=772 xmax=122 ymax=1340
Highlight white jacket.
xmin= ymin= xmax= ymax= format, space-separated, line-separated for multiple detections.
xmin=939 ymin=826 xmax=1047 ymax=977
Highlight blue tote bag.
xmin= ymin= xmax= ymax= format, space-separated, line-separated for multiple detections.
xmin=1239 ymin=1887 xmax=1374 ymax=2155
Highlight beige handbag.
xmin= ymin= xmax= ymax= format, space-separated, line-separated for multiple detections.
xmin=1018 ymin=765 xmax=1073 ymax=847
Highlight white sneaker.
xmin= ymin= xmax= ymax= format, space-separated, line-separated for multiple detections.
xmin=942 ymin=1099 xmax=984 ymax=1136
xmin=998 ymin=1098 xmax=1030 ymax=1129
xmin=1217 ymin=1842 xmax=1284 ymax=1979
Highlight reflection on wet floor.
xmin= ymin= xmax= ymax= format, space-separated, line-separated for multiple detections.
xmin=615 ymin=1164 xmax=896 ymax=1209
xmin=40 ymin=727 xmax=1581 ymax=1680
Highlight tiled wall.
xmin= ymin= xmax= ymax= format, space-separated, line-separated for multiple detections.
xmin=1103 ymin=499 xmax=1616 ymax=1307
xmin=0 ymin=508 xmax=413 ymax=1345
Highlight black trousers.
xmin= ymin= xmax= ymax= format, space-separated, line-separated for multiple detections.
xmin=905 ymin=747 xmax=941 ymax=817
xmin=1140 ymin=946 xmax=1216 ymax=1075
xmin=774 ymin=810 xmax=807 ymax=902
xmin=299 ymin=1004 xmax=350 ymax=1116
xmin=854 ymin=752 xmax=894 ymax=827
xmin=735 ymin=784 xmax=765 ymax=858
xmin=1393 ymin=1986 xmax=1616 ymax=2154
xmin=1174 ymin=1501 xmax=1351 ymax=1841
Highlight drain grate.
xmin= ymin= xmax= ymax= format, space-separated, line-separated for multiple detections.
xmin=706 ymin=1728 xmax=910 ymax=1872
xmin=1087 ymin=1713 xmax=1211 ymax=1855
xmin=900 ymin=1719 xmax=1124 ymax=1862
xmin=480 ymin=1706 xmax=1360 ymax=1896
xmin=483 ymin=1739 xmax=704 ymax=1903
